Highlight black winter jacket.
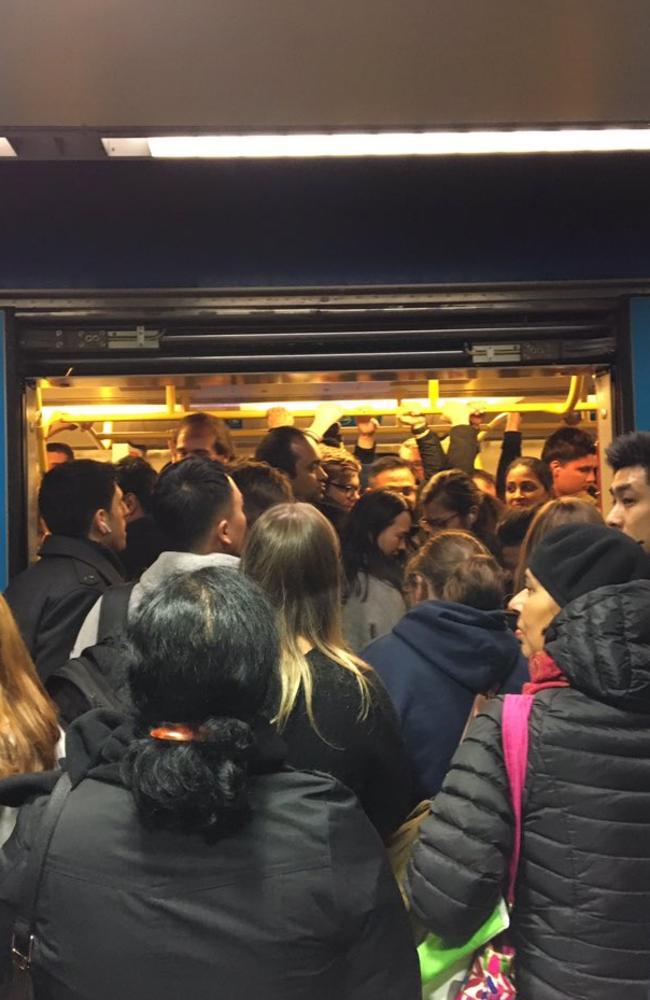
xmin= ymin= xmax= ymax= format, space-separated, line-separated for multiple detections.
xmin=4 ymin=536 xmax=125 ymax=681
xmin=281 ymin=650 xmax=413 ymax=840
xmin=407 ymin=581 xmax=650 ymax=1000
xmin=0 ymin=710 xmax=420 ymax=1000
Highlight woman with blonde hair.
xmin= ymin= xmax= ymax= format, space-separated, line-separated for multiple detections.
xmin=241 ymin=502 xmax=412 ymax=841
xmin=0 ymin=596 xmax=60 ymax=843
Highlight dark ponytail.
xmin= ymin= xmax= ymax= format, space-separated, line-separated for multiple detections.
xmin=121 ymin=567 xmax=279 ymax=841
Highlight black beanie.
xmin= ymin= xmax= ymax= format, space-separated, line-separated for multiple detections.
xmin=529 ymin=523 xmax=650 ymax=608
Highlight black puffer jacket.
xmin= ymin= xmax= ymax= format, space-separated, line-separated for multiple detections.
xmin=408 ymin=581 xmax=650 ymax=1000
xmin=0 ymin=710 xmax=419 ymax=1000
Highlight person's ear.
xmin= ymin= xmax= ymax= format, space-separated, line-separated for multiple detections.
xmin=549 ymin=459 xmax=561 ymax=481
xmin=467 ymin=506 xmax=478 ymax=526
xmin=91 ymin=508 xmax=112 ymax=537
xmin=123 ymin=492 xmax=138 ymax=517
xmin=215 ymin=517 xmax=232 ymax=550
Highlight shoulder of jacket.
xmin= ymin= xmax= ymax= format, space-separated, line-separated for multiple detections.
xmin=69 ymin=560 xmax=106 ymax=588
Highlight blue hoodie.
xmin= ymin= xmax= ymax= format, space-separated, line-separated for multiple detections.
xmin=362 ymin=600 xmax=529 ymax=800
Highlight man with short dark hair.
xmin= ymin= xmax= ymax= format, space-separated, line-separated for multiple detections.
xmin=172 ymin=412 xmax=235 ymax=462
xmin=541 ymin=426 xmax=598 ymax=498
xmin=367 ymin=456 xmax=418 ymax=500
xmin=230 ymin=460 xmax=294 ymax=528
xmin=5 ymin=460 xmax=127 ymax=679
xmin=606 ymin=430 xmax=650 ymax=552
xmin=115 ymin=456 xmax=164 ymax=579
xmin=46 ymin=441 xmax=74 ymax=467
xmin=255 ymin=426 xmax=326 ymax=502
xmin=71 ymin=457 xmax=247 ymax=653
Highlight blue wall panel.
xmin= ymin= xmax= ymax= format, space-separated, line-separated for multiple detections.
xmin=1 ymin=154 xmax=650 ymax=289
xmin=630 ymin=299 xmax=650 ymax=431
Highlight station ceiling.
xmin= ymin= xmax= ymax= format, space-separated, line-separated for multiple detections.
xmin=1 ymin=1 xmax=650 ymax=158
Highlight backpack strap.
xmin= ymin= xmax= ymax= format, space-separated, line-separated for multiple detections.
xmin=502 ymin=693 xmax=534 ymax=906
xmin=97 ymin=581 xmax=136 ymax=644
xmin=11 ymin=772 xmax=72 ymax=972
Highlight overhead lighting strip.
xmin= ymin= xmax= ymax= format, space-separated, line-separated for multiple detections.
xmin=102 ymin=128 xmax=650 ymax=160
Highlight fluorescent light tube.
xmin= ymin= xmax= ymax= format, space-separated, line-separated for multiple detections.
xmin=102 ymin=128 xmax=650 ymax=160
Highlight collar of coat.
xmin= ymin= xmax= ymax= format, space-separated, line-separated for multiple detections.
xmin=39 ymin=534 xmax=125 ymax=582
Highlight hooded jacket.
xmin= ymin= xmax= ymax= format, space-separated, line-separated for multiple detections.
xmin=71 ymin=550 xmax=240 ymax=656
xmin=407 ymin=581 xmax=650 ymax=1000
xmin=0 ymin=710 xmax=420 ymax=1000
xmin=4 ymin=535 xmax=125 ymax=680
xmin=362 ymin=600 xmax=528 ymax=799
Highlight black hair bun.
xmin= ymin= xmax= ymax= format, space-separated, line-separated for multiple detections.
xmin=200 ymin=717 xmax=254 ymax=758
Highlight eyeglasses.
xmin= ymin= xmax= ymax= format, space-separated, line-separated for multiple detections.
xmin=419 ymin=512 xmax=459 ymax=531
xmin=328 ymin=481 xmax=360 ymax=497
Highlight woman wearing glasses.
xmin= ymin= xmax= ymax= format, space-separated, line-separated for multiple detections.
xmin=317 ymin=446 xmax=361 ymax=534
xmin=419 ymin=468 xmax=501 ymax=554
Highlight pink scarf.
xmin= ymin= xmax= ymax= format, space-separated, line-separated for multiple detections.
xmin=523 ymin=649 xmax=570 ymax=695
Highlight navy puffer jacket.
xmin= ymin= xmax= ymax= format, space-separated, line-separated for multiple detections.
xmin=408 ymin=581 xmax=650 ymax=1000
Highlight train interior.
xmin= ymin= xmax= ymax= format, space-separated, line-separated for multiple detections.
xmin=25 ymin=362 xmax=614 ymax=561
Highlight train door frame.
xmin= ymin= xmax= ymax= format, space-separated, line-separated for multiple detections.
xmin=1 ymin=282 xmax=642 ymax=582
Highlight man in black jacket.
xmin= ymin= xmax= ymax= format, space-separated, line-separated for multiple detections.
xmin=4 ymin=460 xmax=126 ymax=680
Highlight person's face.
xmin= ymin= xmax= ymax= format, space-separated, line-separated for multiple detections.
xmin=420 ymin=498 xmax=470 ymax=535
xmin=505 ymin=464 xmax=550 ymax=508
xmin=514 ymin=569 xmax=561 ymax=658
xmin=290 ymin=437 xmax=327 ymax=502
xmin=175 ymin=427 xmax=220 ymax=462
xmin=47 ymin=450 xmax=71 ymax=468
xmin=325 ymin=472 xmax=361 ymax=511
xmin=372 ymin=467 xmax=418 ymax=500
xmin=607 ymin=465 xmax=650 ymax=552
xmin=551 ymin=454 xmax=598 ymax=498
xmin=223 ymin=478 xmax=248 ymax=555
xmin=376 ymin=510 xmax=412 ymax=558
xmin=104 ymin=485 xmax=128 ymax=552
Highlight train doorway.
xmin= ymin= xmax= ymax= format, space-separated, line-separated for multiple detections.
xmin=8 ymin=287 xmax=626 ymax=574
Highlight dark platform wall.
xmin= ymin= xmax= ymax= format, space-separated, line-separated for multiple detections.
xmin=1 ymin=154 xmax=650 ymax=289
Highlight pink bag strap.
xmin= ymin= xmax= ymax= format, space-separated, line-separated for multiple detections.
xmin=502 ymin=693 xmax=534 ymax=906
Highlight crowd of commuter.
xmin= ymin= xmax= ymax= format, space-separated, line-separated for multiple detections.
xmin=0 ymin=405 xmax=650 ymax=997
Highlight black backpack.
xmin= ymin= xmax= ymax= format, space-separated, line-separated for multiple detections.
xmin=46 ymin=583 xmax=136 ymax=726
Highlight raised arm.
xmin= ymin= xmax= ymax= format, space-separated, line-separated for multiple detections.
xmin=496 ymin=412 xmax=522 ymax=500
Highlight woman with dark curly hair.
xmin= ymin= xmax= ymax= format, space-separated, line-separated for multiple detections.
xmin=0 ymin=568 xmax=419 ymax=1000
